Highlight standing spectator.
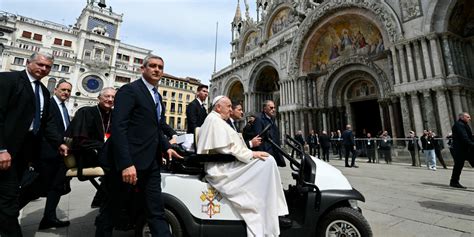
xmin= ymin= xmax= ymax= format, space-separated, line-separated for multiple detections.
xmin=319 ymin=131 xmax=331 ymax=162
xmin=335 ymin=130 xmax=343 ymax=160
xmin=186 ymin=85 xmax=208 ymax=134
xmin=420 ymin=130 xmax=437 ymax=170
xmin=366 ymin=132 xmax=375 ymax=163
xmin=449 ymin=112 xmax=474 ymax=188
xmin=228 ymin=101 xmax=262 ymax=149
xmin=295 ymin=130 xmax=305 ymax=148
xmin=342 ymin=125 xmax=358 ymax=168
xmin=248 ymin=100 xmax=286 ymax=167
xmin=432 ymin=132 xmax=447 ymax=169
xmin=37 ymin=80 xmax=73 ymax=230
xmin=0 ymin=52 xmax=67 ymax=237
xmin=330 ymin=131 xmax=337 ymax=154
xmin=307 ymin=130 xmax=318 ymax=157
xmin=378 ymin=131 xmax=392 ymax=164
xmin=95 ymin=55 xmax=182 ymax=236
xmin=407 ymin=131 xmax=420 ymax=166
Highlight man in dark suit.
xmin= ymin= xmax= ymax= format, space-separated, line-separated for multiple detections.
xmin=186 ymin=85 xmax=208 ymax=134
xmin=227 ymin=101 xmax=262 ymax=148
xmin=248 ymin=100 xmax=286 ymax=167
xmin=38 ymin=79 xmax=72 ymax=230
xmin=0 ymin=52 xmax=67 ymax=237
xmin=342 ymin=124 xmax=358 ymax=168
xmin=450 ymin=112 xmax=474 ymax=189
xmin=307 ymin=130 xmax=319 ymax=157
xmin=319 ymin=131 xmax=331 ymax=162
xmin=95 ymin=55 xmax=182 ymax=237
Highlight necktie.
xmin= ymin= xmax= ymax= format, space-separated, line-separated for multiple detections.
xmin=152 ymin=88 xmax=161 ymax=121
xmin=233 ymin=121 xmax=239 ymax=132
xmin=33 ymin=81 xmax=41 ymax=134
xmin=61 ymin=102 xmax=70 ymax=129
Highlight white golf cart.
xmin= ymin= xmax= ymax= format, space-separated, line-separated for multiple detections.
xmin=137 ymin=125 xmax=373 ymax=237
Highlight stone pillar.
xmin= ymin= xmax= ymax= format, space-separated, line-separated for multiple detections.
xmin=435 ymin=89 xmax=452 ymax=137
xmin=388 ymin=99 xmax=398 ymax=138
xmin=461 ymin=90 xmax=469 ymax=114
xmin=428 ymin=34 xmax=444 ymax=77
xmin=308 ymin=110 xmax=314 ymax=132
xmin=322 ymin=110 xmax=327 ymax=132
xmin=397 ymin=45 xmax=408 ymax=83
xmin=303 ymin=77 xmax=309 ymax=107
xmin=300 ymin=110 xmax=306 ymax=134
xmin=451 ymin=88 xmax=463 ymax=115
xmin=420 ymin=37 xmax=434 ymax=79
xmin=405 ymin=43 xmax=416 ymax=82
xmin=290 ymin=80 xmax=294 ymax=104
xmin=378 ymin=101 xmax=386 ymax=131
xmin=459 ymin=40 xmax=470 ymax=78
xmin=290 ymin=111 xmax=295 ymax=137
xmin=390 ymin=46 xmax=401 ymax=85
xmin=441 ymin=34 xmax=455 ymax=76
xmin=410 ymin=92 xmax=424 ymax=135
xmin=286 ymin=81 xmax=290 ymax=105
xmin=413 ymin=40 xmax=424 ymax=80
xmin=422 ymin=90 xmax=437 ymax=132
xmin=399 ymin=94 xmax=411 ymax=136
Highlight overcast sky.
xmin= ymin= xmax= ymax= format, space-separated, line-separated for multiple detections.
xmin=1 ymin=0 xmax=258 ymax=85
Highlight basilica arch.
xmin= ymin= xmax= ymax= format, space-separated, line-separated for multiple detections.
xmin=248 ymin=60 xmax=280 ymax=112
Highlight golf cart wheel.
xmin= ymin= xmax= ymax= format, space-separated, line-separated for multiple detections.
xmin=137 ymin=208 xmax=183 ymax=237
xmin=317 ymin=207 xmax=372 ymax=237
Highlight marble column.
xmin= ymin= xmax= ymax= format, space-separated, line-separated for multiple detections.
xmin=451 ymin=88 xmax=463 ymax=115
xmin=303 ymin=78 xmax=309 ymax=107
xmin=410 ymin=92 xmax=424 ymax=135
xmin=420 ymin=37 xmax=434 ymax=79
xmin=290 ymin=80 xmax=294 ymax=104
xmin=399 ymin=94 xmax=412 ymax=136
xmin=300 ymin=110 xmax=306 ymax=134
xmin=322 ymin=110 xmax=327 ymax=132
xmin=281 ymin=112 xmax=287 ymax=139
xmin=378 ymin=101 xmax=386 ymax=131
xmin=390 ymin=46 xmax=401 ymax=85
xmin=435 ymin=89 xmax=452 ymax=137
xmin=388 ymin=99 xmax=398 ymax=138
xmin=405 ymin=43 xmax=416 ymax=82
xmin=422 ymin=90 xmax=437 ymax=132
xmin=308 ymin=110 xmax=314 ymax=132
xmin=397 ymin=45 xmax=408 ymax=84
xmin=413 ymin=40 xmax=425 ymax=80
xmin=459 ymin=40 xmax=470 ymax=78
xmin=441 ymin=34 xmax=455 ymax=76
xmin=461 ymin=90 xmax=469 ymax=114
xmin=428 ymin=34 xmax=444 ymax=77
xmin=290 ymin=111 xmax=295 ymax=137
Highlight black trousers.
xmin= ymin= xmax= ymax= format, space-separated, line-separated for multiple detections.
xmin=0 ymin=163 xmax=22 ymax=237
xmin=344 ymin=145 xmax=357 ymax=167
xmin=450 ymin=149 xmax=474 ymax=183
xmin=308 ymin=144 xmax=317 ymax=156
xmin=37 ymin=158 xmax=70 ymax=220
xmin=95 ymin=160 xmax=171 ymax=237
xmin=321 ymin=146 xmax=330 ymax=162
xmin=366 ymin=148 xmax=375 ymax=162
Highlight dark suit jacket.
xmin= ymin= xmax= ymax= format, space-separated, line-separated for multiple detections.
xmin=0 ymin=70 xmax=61 ymax=169
xmin=41 ymin=97 xmax=68 ymax=160
xmin=186 ymin=98 xmax=207 ymax=134
xmin=341 ymin=129 xmax=355 ymax=146
xmin=249 ymin=112 xmax=285 ymax=167
xmin=452 ymin=119 xmax=474 ymax=159
xmin=319 ymin=134 xmax=331 ymax=148
xmin=111 ymin=79 xmax=170 ymax=171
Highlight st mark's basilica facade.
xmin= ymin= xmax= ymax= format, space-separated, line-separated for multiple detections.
xmin=210 ymin=0 xmax=474 ymax=139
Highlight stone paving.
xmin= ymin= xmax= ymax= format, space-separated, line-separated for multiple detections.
xmin=20 ymin=155 xmax=474 ymax=237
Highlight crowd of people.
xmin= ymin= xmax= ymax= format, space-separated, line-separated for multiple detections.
xmin=1 ymin=52 xmax=473 ymax=237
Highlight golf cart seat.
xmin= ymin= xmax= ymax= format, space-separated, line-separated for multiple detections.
xmin=167 ymin=127 xmax=235 ymax=174
xmin=63 ymin=138 xmax=104 ymax=190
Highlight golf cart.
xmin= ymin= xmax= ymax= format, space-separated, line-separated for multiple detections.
xmin=142 ymin=124 xmax=373 ymax=237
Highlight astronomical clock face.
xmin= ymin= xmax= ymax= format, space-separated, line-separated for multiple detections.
xmin=82 ymin=75 xmax=103 ymax=93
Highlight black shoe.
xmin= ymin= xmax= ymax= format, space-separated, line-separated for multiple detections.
xmin=279 ymin=216 xmax=292 ymax=228
xmin=345 ymin=165 xmax=351 ymax=167
xmin=352 ymin=165 xmax=359 ymax=168
xmin=38 ymin=218 xmax=70 ymax=230
xmin=450 ymin=182 xmax=467 ymax=189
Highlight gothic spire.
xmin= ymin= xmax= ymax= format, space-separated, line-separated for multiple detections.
xmin=233 ymin=0 xmax=242 ymax=25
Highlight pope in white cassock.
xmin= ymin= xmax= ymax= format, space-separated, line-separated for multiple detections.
xmin=196 ymin=95 xmax=289 ymax=237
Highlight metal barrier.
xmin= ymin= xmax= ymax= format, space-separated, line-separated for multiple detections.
xmin=325 ymin=137 xmax=453 ymax=168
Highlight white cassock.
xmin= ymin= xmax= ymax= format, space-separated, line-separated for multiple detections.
xmin=197 ymin=111 xmax=289 ymax=237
